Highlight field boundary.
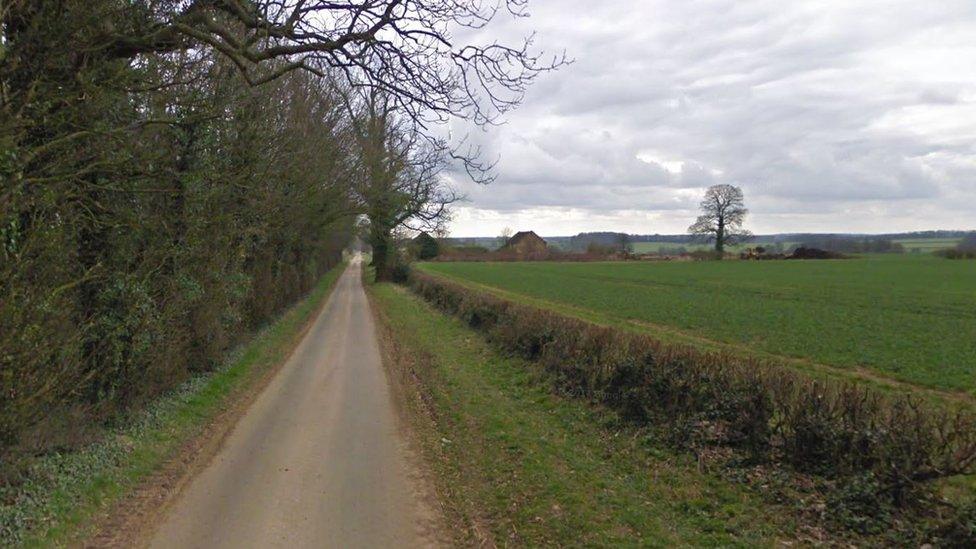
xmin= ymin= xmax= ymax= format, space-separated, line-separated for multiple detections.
xmin=416 ymin=264 xmax=974 ymax=405
xmin=0 ymin=262 xmax=348 ymax=547
xmin=406 ymin=268 xmax=976 ymax=542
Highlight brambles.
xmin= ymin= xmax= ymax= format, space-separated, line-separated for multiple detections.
xmin=929 ymin=500 xmax=976 ymax=545
xmin=407 ymin=271 xmax=976 ymax=531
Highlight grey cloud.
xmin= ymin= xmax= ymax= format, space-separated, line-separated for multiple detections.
xmin=445 ymin=0 xmax=976 ymax=234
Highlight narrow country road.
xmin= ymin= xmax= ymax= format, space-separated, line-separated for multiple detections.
xmin=149 ymin=256 xmax=437 ymax=548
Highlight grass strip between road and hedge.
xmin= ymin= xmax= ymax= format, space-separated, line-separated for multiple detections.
xmin=0 ymin=262 xmax=347 ymax=547
xmin=371 ymin=282 xmax=796 ymax=547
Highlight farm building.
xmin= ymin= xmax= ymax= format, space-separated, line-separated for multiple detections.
xmin=504 ymin=231 xmax=548 ymax=255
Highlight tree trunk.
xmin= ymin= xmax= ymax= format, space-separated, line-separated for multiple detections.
xmin=371 ymin=231 xmax=392 ymax=281
xmin=715 ymin=218 xmax=726 ymax=258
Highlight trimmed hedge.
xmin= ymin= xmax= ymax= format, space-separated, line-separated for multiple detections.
xmin=409 ymin=271 xmax=976 ymax=506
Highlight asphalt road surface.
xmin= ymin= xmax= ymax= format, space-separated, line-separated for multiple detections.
xmin=149 ymin=256 xmax=436 ymax=548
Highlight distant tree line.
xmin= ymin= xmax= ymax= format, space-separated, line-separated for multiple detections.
xmin=870 ymin=230 xmax=973 ymax=240
xmin=938 ymin=232 xmax=976 ymax=259
xmin=962 ymin=233 xmax=976 ymax=249
xmin=1 ymin=1 xmax=556 ymax=459
xmin=799 ymin=237 xmax=905 ymax=254
xmin=568 ymin=232 xmax=633 ymax=252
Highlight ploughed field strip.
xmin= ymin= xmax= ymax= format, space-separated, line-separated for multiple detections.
xmin=420 ymin=256 xmax=976 ymax=393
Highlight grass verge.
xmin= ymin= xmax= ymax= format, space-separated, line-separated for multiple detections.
xmin=370 ymin=282 xmax=804 ymax=547
xmin=0 ymin=262 xmax=347 ymax=547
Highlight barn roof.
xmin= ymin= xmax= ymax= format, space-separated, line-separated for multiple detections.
xmin=507 ymin=230 xmax=545 ymax=244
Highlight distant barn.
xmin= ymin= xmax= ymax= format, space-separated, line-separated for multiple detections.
xmin=503 ymin=231 xmax=548 ymax=255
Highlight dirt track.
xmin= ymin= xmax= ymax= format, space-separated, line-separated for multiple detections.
xmin=148 ymin=256 xmax=438 ymax=548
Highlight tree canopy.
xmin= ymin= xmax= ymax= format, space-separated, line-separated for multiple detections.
xmin=0 ymin=0 xmax=557 ymax=458
xmin=688 ymin=184 xmax=751 ymax=255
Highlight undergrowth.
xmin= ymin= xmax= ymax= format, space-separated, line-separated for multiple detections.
xmin=0 ymin=262 xmax=346 ymax=547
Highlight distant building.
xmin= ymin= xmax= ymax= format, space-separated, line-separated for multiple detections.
xmin=503 ymin=231 xmax=548 ymax=255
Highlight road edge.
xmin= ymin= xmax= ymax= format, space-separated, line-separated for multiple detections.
xmin=366 ymin=279 xmax=497 ymax=548
xmin=62 ymin=262 xmax=349 ymax=548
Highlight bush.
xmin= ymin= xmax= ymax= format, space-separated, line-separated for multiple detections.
xmin=788 ymin=247 xmax=847 ymax=259
xmin=408 ymin=271 xmax=976 ymax=510
xmin=826 ymin=473 xmax=893 ymax=535
xmin=938 ymin=248 xmax=976 ymax=260
xmin=688 ymin=250 xmax=722 ymax=260
xmin=390 ymin=261 xmax=412 ymax=283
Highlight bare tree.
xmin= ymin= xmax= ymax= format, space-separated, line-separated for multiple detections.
xmin=688 ymin=184 xmax=751 ymax=257
xmin=497 ymin=226 xmax=514 ymax=248
xmin=2 ymin=1 xmax=564 ymax=202
xmin=0 ymin=0 xmax=562 ymax=450
xmin=616 ymin=232 xmax=632 ymax=253
xmin=81 ymin=0 xmax=565 ymax=124
xmin=0 ymin=27 xmax=359 ymax=452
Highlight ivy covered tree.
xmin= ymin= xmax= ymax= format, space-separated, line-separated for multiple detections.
xmin=348 ymin=90 xmax=456 ymax=280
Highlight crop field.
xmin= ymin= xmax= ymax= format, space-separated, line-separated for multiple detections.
xmin=628 ymin=241 xmax=790 ymax=254
xmin=630 ymin=238 xmax=957 ymax=255
xmin=894 ymin=237 xmax=961 ymax=253
xmin=630 ymin=241 xmax=726 ymax=253
xmin=419 ymin=255 xmax=976 ymax=394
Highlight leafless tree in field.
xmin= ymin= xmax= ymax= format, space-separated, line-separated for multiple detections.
xmin=496 ymin=226 xmax=514 ymax=248
xmin=688 ymin=184 xmax=751 ymax=256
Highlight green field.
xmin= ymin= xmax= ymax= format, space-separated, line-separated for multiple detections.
xmin=629 ymin=240 xmax=792 ymax=254
xmin=419 ymin=256 xmax=976 ymax=394
xmin=894 ymin=238 xmax=961 ymax=253
xmin=631 ymin=238 xmax=958 ymax=255
xmin=630 ymin=241 xmax=737 ymax=253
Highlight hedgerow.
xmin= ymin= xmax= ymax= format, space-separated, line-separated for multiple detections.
xmin=409 ymin=271 xmax=976 ymax=525
xmin=0 ymin=49 xmax=353 ymax=466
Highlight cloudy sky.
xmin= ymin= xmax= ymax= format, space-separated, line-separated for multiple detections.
xmin=443 ymin=0 xmax=976 ymax=237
